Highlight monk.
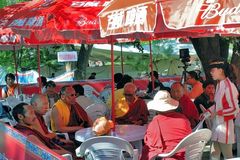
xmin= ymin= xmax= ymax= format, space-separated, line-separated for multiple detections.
xmin=116 ymin=82 xmax=149 ymax=125
xmin=51 ymin=86 xmax=92 ymax=142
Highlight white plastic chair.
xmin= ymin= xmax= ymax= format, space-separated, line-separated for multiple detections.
xmin=199 ymin=104 xmax=212 ymax=129
xmin=62 ymin=153 xmax=73 ymax=160
xmin=153 ymin=129 xmax=212 ymax=160
xmin=43 ymin=109 xmax=70 ymax=140
xmin=6 ymin=96 xmax=21 ymax=108
xmin=192 ymin=116 xmax=206 ymax=132
xmin=85 ymin=103 xmax=110 ymax=122
xmin=75 ymin=136 xmax=135 ymax=160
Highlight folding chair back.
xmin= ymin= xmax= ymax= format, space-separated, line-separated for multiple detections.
xmin=76 ymin=136 xmax=135 ymax=160
xmin=155 ymin=129 xmax=212 ymax=160
xmin=85 ymin=103 xmax=109 ymax=121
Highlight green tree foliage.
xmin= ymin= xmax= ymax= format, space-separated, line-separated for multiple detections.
xmin=0 ymin=0 xmax=25 ymax=8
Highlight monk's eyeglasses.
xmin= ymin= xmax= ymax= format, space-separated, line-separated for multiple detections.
xmin=124 ymin=93 xmax=134 ymax=97
xmin=65 ymin=93 xmax=77 ymax=97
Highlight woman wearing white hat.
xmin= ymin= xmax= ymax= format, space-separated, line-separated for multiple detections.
xmin=141 ymin=90 xmax=192 ymax=160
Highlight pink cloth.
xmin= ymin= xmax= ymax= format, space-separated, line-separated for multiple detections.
xmin=141 ymin=112 xmax=192 ymax=160
xmin=179 ymin=95 xmax=199 ymax=128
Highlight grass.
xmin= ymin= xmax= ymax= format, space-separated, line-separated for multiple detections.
xmin=86 ymin=48 xmax=200 ymax=79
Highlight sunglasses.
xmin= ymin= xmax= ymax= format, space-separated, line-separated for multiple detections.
xmin=65 ymin=93 xmax=77 ymax=97
xmin=124 ymin=93 xmax=134 ymax=97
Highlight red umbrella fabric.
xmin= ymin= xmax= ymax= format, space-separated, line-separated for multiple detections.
xmin=98 ymin=0 xmax=240 ymax=38
xmin=5 ymin=0 xmax=116 ymax=44
xmin=7 ymin=0 xmax=110 ymax=31
xmin=160 ymin=0 xmax=240 ymax=30
xmin=1 ymin=0 xmax=130 ymax=44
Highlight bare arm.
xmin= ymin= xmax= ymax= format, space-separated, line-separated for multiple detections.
xmin=2 ymin=88 xmax=7 ymax=98
xmin=51 ymin=107 xmax=83 ymax=133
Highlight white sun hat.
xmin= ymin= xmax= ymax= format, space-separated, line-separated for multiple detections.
xmin=147 ymin=90 xmax=179 ymax=112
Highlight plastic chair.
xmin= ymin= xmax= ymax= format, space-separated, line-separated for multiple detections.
xmin=85 ymin=103 xmax=110 ymax=122
xmin=6 ymin=96 xmax=21 ymax=108
xmin=75 ymin=136 xmax=135 ymax=160
xmin=192 ymin=116 xmax=206 ymax=132
xmin=62 ymin=153 xmax=73 ymax=160
xmin=199 ymin=104 xmax=212 ymax=129
xmin=43 ymin=109 xmax=70 ymax=140
xmin=153 ymin=129 xmax=212 ymax=160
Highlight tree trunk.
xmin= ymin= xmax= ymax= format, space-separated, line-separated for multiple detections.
xmin=74 ymin=44 xmax=93 ymax=80
xmin=231 ymin=39 xmax=240 ymax=87
xmin=190 ymin=35 xmax=229 ymax=80
xmin=65 ymin=62 xmax=72 ymax=72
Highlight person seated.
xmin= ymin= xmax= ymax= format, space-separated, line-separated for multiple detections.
xmin=72 ymin=84 xmax=94 ymax=110
xmin=99 ymin=73 xmax=123 ymax=103
xmin=88 ymin=72 xmax=96 ymax=79
xmin=116 ymin=82 xmax=149 ymax=125
xmin=184 ymin=71 xmax=204 ymax=99
xmin=194 ymin=80 xmax=215 ymax=114
xmin=106 ymin=74 xmax=133 ymax=118
xmin=44 ymin=80 xmax=59 ymax=108
xmin=50 ymin=86 xmax=92 ymax=141
xmin=146 ymin=71 xmax=169 ymax=94
xmin=0 ymin=102 xmax=13 ymax=125
xmin=171 ymin=82 xmax=199 ymax=128
xmin=141 ymin=90 xmax=192 ymax=160
xmin=37 ymin=76 xmax=47 ymax=93
xmin=30 ymin=94 xmax=75 ymax=152
xmin=82 ymin=84 xmax=103 ymax=104
xmin=2 ymin=73 xmax=22 ymax=98
xmin=12 ymin=102 xmax=70 ymax=155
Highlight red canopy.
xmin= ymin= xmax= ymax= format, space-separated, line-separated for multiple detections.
xmin=98 ymin=0 xmax=240 ymax=38
xmin=4 ymin=0 xmax=123 ymax=44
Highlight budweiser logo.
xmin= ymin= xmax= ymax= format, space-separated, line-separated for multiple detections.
xmin=0 ymin=35 xmax=17 ymax=43
xmin=77 ymin=16 xmax=98 ymax=27
xmin=71 ymin=1 xmax=110 ymax=7
xmin=201 ymin=2 xmax=240 ymax=19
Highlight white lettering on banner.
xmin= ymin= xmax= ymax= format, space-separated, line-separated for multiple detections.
xmin=125 ymin=6 xmax=147 ymax=27
xmin=9 ymin=18 xmax=27 ymax=27
xmin=107 ymin=5 xmax=148 ymax=30
xmin=77 ymin=16 xmax=98 ymax=27
xmin=57 ymin=51 xmax=78 ymax=62
xmin=0 ymin=35 xmax=17 ymax=43
xmin=9 ymin=35 xmax=17 ymax=42
xmin=0 ymin=20 xmax=8 ymax=27
xmin=201 ymin=3 xmax=240 ymax=20
xmin=107 ymin=10 xmax=125 ymax=30
xmin=71 ymin=1 xmax=110 ymax=7
xmin=102 ymin=1 xmax=110 ymax=6
xmin=8 ymin=16 xmax=44 ymax=27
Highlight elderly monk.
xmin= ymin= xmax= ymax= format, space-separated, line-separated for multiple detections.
xmin=171 ymin=82 xmax=199 ymax=128
xmin=30 ymin=94 xmax=75 ymax=152
xmin=116 ymin=82 xmax=149 ymax=125
xmin=51 ymin=85 xmax=92 ymax=141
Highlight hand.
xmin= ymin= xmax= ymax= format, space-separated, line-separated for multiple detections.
xmin=200 ymin=111 xmax=211 ymax=120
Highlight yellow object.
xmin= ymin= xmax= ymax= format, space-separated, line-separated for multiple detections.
xmin=50 ymin=99 xmax=70 ymax=132
xmin=92 ymin=117 xmax=114 ymax=136
xmin=106 ymin=89 xmax=129 ymax=118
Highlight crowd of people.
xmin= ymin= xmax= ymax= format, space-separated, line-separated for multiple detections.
xmin=0 ymin=58 xmax=239 ymax=160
